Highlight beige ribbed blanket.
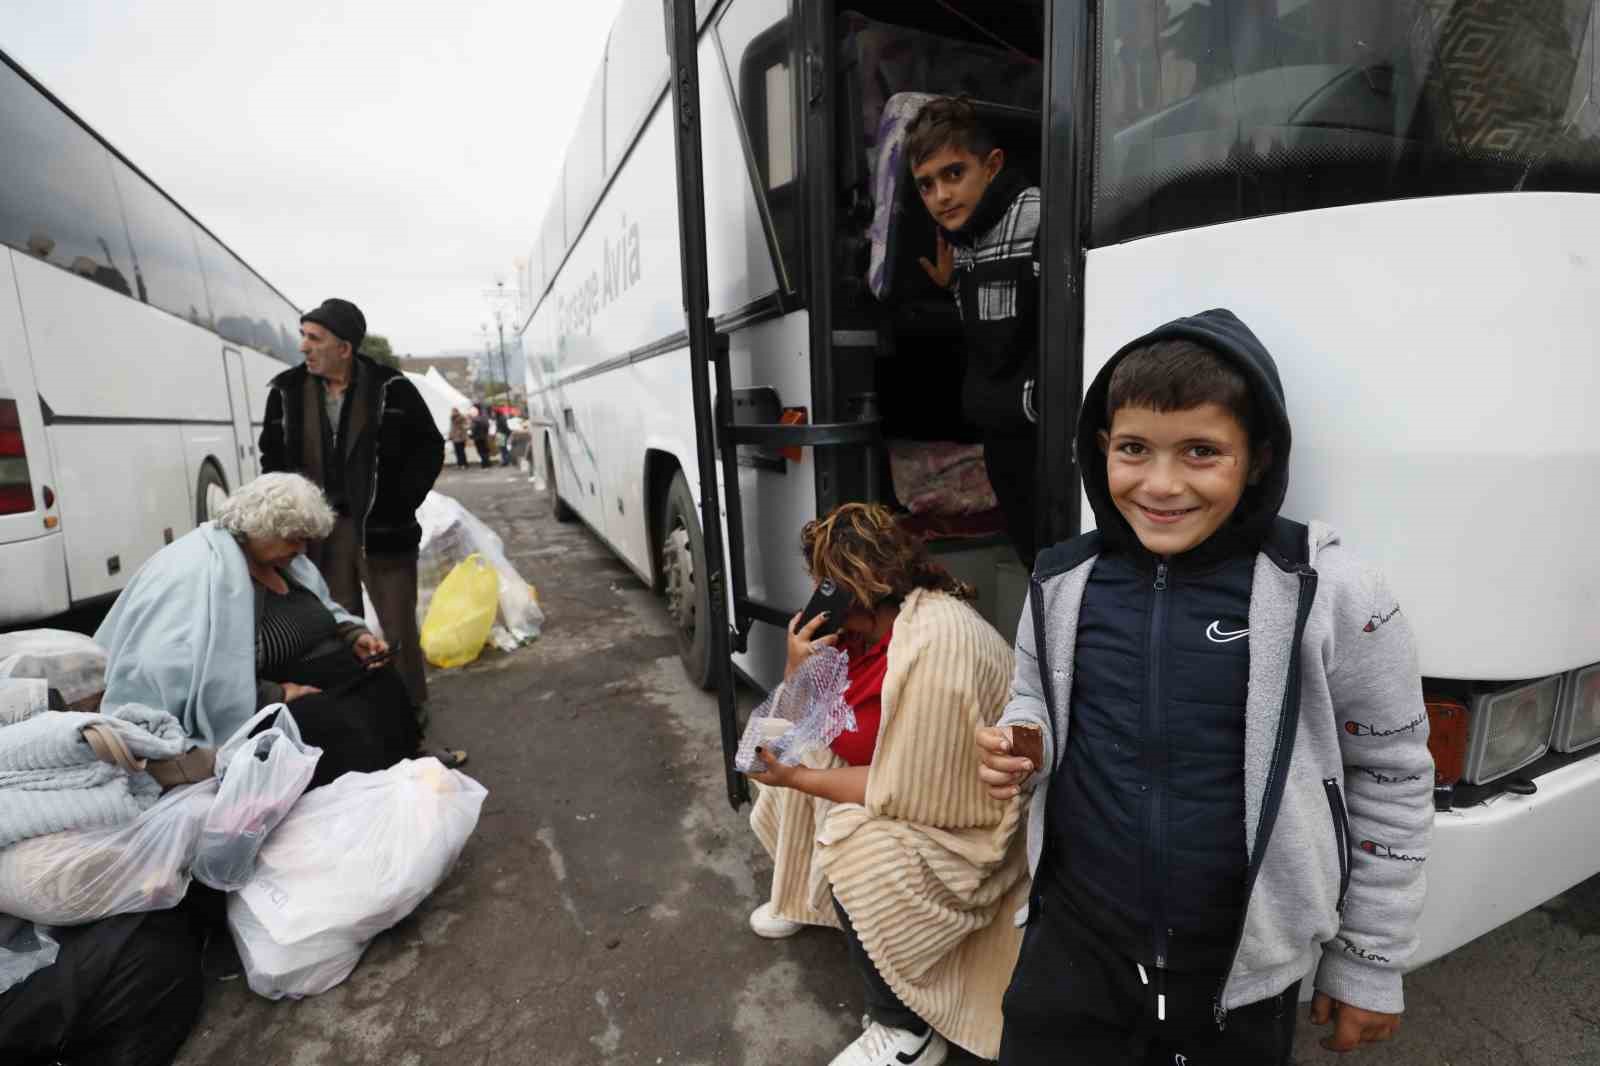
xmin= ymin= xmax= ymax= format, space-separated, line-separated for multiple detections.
xmin=750 ymin=588 xmax=1029 ymax=1058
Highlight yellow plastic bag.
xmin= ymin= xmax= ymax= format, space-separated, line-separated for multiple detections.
xmin=420 ymin=554 xmax=499 ymax=668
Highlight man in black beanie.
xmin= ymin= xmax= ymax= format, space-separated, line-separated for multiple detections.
xmin=259 ymin=298 xmax=457 ymax=761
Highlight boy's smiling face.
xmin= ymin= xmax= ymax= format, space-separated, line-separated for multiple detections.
xmin=912 ymin=143 xmax=1003 ymax=231
xmin=1098 ymin=403 xmax=1267 ymax=557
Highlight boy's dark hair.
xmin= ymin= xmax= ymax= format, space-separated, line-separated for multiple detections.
xmin=905 ymin=97 xmax=998 ymax=170
xmin=1105 ymin=338 xmax=1257 ymax=437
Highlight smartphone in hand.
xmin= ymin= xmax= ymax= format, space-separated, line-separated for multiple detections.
xmin=797 ymin=578 xmax=852 ymax=639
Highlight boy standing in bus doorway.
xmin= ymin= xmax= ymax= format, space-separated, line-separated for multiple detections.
xmin=976 ymin=310 xmax=1434 ymax=1063
xmin=259 ymin=298 xmax=453 ymax=758
xmin=909 ymin=97 xmax=1041 ymax=566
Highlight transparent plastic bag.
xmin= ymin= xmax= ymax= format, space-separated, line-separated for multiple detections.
xmin=0 ymin=629 xmax=107 ymax=708
xmin=417 ymin=493 xmax=544 ymax=644
xmin=0 ymin=779 xmax=218 ymax=925
xmin=733 ymin=647 xmax=857 ymax=773
xmin=192 ymin=706 xmax=322 ymax=892
xmin=229 ymin=758 xmax=486 ymax=998
xmin=0 ymin=922 xmax=58 ymax=994
xmin=420 ymin=555 xmax=500 ymax=668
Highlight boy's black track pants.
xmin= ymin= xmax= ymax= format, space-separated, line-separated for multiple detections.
xmin=999 ymin=897 xmax=1299 ymax=1066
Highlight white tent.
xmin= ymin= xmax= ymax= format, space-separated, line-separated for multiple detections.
xmin=424 ymin=366 xmax=475 ymax=412
xmin=404 ymin=371 xmax=455 ymax=437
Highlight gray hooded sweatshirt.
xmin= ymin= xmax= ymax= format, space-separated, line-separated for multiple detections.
xmin=1000 ymin=309 xmax=1433 ymax=1020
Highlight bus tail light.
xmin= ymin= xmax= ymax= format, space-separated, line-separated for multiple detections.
xmin=1551 ymin=664 xmax=1600 ymax=753
xmin=1424 ymin=696 xmax=1469 ymax=787
xmin=0 ymin=398 xmax=35 ymax=515
xmin=1462 ymin=676 xmax=1562 ymax=784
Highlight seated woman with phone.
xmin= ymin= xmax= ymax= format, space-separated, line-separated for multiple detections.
xmin=746 ymin=502 xmax=1029 ymax=1066
xmin=96 ymin=473 xmax=458 ymax=789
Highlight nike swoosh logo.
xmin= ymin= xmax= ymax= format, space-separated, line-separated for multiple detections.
xmin=1205 ymin=621 xmax=1249 ymax=643
xmin=898 ymin=1029 xmax=936 ymax=1064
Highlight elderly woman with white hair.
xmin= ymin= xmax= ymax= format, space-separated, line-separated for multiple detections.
xmin=94 ymin=472 xmax=455 ymax=787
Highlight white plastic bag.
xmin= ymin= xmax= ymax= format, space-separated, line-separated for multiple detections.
xmin=0 ymin=629 xmax=107 ymax=707
xmin=229 ymin=758 xmax=486 ymax=999
xmin=192 ymin=706 xmax=321 ymax=892
xmin=0 ymin=922 xmax=58 ymax=994
xmin=0 ymin=780 xmax=218 ymax=925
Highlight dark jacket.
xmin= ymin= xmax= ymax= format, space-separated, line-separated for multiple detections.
xmin=943 ymin=166 xmax=1040 ymax=433
xmin=1003 ymin=309 xmax=1431 ymax=1016
xmin=259 ymin=355 xmax=443 ymax=555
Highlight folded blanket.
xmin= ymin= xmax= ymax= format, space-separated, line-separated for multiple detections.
xmin=0 ymin=706 xmax=188 ymax=848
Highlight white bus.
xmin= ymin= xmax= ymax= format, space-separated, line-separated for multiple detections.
xmin=0 ymin=49 xmax=298 ymax=625
xmin=522 ymin=0 xmax=1600 ymax=968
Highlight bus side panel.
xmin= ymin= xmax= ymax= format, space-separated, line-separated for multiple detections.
xmin=241 ymin=347 xmax=286 ymax=453
xmin=0 ymin=248 xmax=68 ymax=620
xmin=1080 ymin=193 xmax=1600 ymax=681
xmin=724 ymin=311 xmax=815 ymax=690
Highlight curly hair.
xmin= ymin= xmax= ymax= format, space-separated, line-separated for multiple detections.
xmin=800 ymin=502 xmax=974 ymax=610
xmin=214 ymin=473 xmax=336 ymax=542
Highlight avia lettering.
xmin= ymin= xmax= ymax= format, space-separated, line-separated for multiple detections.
xmin=1357 ymin=767 xmax=1423 ymax=785
xmin=1338 ymin=936 xmax=1391 ymax=964
xmin=1363 ymin=604 xmax=1401 ymax=633
xmin=1360 ymin=840 xmax=1425 ymax=862
xmin=1344 ymin=711 xmax=1427 ymax=738
xmin=557 ymin=212 xmax=643 ymax=340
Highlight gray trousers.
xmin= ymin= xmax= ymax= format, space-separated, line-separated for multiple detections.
xmin=308 ymin=515 xmax=429 ymax=733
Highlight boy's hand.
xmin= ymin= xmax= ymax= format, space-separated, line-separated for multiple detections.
xmin=1310 ymin=992 xmax=1400 ymax=1052
xmin=918 ymin=232 xmax=955 ymax=290
xmin=976 ymin=725 xmax=1033 ymax=799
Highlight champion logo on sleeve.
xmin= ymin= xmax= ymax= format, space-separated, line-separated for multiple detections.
xmin=1205 ymin=621 xmax=1249 ymax=644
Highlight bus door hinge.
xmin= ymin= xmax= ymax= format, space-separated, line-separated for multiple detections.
xmin=805 ymin=50 xmax=824 ymax=105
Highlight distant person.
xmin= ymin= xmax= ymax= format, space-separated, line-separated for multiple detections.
xmin=469 ymin=406 xmax=491 ymax=469
xmin=258 ymin=298 xmax=446 ymax=741
xmin=495 ymin=409 xmax=512 ymax=466
xmin=977 ymin=311 xmax=1432 ymax=1063
xmin=449 ymin=407 xmax=469 ymax=469
xmin=908 ymin=96 xmax=1041 ymax=566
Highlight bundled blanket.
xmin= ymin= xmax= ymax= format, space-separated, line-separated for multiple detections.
xmin=751 ymin=589 xmax=1029 ymax=1058
xmin=94 ymin=523 xmax=360 ymax=745
xmin=0 ymin=694 xmax=188 ymax=849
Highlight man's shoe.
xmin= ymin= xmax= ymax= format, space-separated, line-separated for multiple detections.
xmin=748 ymin=902 xmax=802 ymax=939
xmin=827 ymin=1021 xmax=946 ymax=1066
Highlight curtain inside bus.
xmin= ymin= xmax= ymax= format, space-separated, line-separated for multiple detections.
xmin=1093 ymin=0 xmax=1600 ymax=245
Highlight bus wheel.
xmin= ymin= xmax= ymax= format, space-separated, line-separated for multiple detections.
xmin=545 ymin=439 xmax=576 ymax=523
xmin=659 ymin=470 xmax=712 ymax=689
xmin=196 ymin=462 xmax=229 ymax=526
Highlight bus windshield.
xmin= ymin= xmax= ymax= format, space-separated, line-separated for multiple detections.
xmin=1093 ymin=0 xmax=1600 ymax=245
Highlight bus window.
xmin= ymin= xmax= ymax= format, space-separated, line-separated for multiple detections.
xmin=107 ymin=157 xmax=212 ymax=327
xmin=1094 ymin=0 xmax=1600 ymax=245
xmin=722 ymin=0 xmax=800 ymax=292
xmin=0 ymin=59 xmax=135 ymax=298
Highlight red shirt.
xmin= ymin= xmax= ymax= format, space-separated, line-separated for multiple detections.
xmin=829 ymin=622 xmax=893 ymax=766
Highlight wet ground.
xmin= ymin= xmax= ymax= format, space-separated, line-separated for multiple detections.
xmin=161 ymin=465 xmax=1600 ymax=1065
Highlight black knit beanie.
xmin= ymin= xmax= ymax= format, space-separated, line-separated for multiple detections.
xmin=300 ymin=298 xmax=367 ymax=352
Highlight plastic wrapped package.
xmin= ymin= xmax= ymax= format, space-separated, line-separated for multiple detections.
xmin=0 ymin=921 xmax=58 ymax=994
xmin=192 ymin=706 xmax=321 ymax=892
xmin=0 ymin=630 xmax=107 ymax=709
xmin=0 ymin=780 xmax=218 ymax=925
xmin=228 ymin=758 xmax=487 ymax=999
xmin=733 ymin=648 xmax=857 ymax=773
xmin=416 ymin=492 xmax=544 ymax=644
xmin=420 ymin=555 xmax=500 ymax=668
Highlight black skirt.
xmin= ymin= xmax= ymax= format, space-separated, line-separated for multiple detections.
xmin=258 ymin=648 xmax=420 ymax=790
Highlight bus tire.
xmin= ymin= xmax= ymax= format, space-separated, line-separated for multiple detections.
xmin=195 ymin=461 xmax=229 ymax=527
xmin=546 ymin=438 xmax=576 ymax=523
xmin=659 ymin=470 xmax=713 ymax=689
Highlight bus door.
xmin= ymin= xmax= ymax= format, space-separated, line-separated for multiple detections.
xmin=221 ymin=348 xmax=258 ymax=487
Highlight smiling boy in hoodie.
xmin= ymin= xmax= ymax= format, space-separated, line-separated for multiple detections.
xmin=976 ymin=310 xmax=1434 ymax=1063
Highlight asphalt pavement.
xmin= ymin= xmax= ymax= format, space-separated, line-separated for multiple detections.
xmin=169 ymin=465 xmax=1600 ymax=1065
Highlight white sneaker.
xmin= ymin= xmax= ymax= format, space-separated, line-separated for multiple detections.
xmin=748 ymin=902 xmax=803 ymax=939
xmin=827 ymin=1021 xmax=947 ymax=1066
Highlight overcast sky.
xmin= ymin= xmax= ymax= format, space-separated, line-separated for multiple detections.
xmin=0 ymin=0 xmax=627 ymax=355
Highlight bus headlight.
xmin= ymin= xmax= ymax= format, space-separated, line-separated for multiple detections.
xmin=1551 ymin=664 xmax=1600 ymax=754
xmin=1462 ymin=676 xmax=1562 ymax=785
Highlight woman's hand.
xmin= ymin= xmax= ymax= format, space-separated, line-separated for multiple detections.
xmin=746 ymin=747 xmax=798 ymax=790
xmin=785 ymin=610 xmax=839 ymax=680
xmin=976 ymin=725 xmax=1034 ymax=800
xmin=353 ymin=632 xmax=389 ymax=668
xmin=281 ymin=682 xmax=322 ymax=702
